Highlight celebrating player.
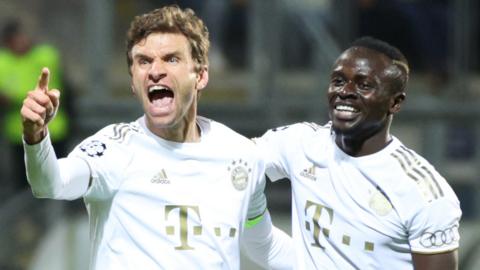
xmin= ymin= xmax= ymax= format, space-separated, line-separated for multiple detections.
xmin=21 ymin=5 xmax=292 ymax=269
xmin=255 ymin=37 xmax=461 ymax=269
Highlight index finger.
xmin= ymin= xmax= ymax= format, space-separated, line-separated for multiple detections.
xmin=37 ymin=67 xmax=50 ymax=91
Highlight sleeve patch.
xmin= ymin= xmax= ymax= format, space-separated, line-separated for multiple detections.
xmin=410 ymin=224 xmax=460 ymax=253
xmin=80 ymin=140 xmax=107 ymax=157
xmin=418 ymin=225 xmax=459 ymax=249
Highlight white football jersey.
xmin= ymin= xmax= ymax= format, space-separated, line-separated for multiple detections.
xmin=69 ymin=116 xmax=267 ymax=270
xmin=256 ymin=122 xmax=461 ymax=269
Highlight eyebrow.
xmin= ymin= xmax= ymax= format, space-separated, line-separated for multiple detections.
xmin=162 ymin=52 xmax=182 ymax=60
xmin=330 ymin=70 xmax=344 ymax=77
xmin=132 ymin=53 xmax=151 ymax=60
xmin=132 ymin=50 xmax=184 ymax=61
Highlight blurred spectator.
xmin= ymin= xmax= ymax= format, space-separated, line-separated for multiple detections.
xmin=400 ymin=0 xmax=450 ymax=90
xmin=201 ymin=0 xmax=231 ymax=71
xmin=356 ymin=0 xmax=450 ymax=91
xmin=356 ymin=0 xmax=415 ymax=61
xmin=150 ymin=0 xmax=248 ymax=70
xmin=0 ymin=19 xmax=71 ymax=197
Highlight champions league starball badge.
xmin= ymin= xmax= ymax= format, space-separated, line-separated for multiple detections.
xmin=80 ymin=140 xmax=107 ymax=157
xmin=228 ymin=159 xmax=252 ymax=191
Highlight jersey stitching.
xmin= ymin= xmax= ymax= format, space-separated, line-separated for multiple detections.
xmin=398 ymin=146 xmax=444 ymax=198
xmin=109 ymin=123 xmax=140 ymax=143
xmin=390 ymin=147 xmax=443 ymax=202
xmin=301 ymin=121 xmax=331 ymax=131
xmin=420 ymin=165 xmax=444 ymax=197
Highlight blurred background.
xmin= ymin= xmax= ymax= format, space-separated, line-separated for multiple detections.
xmin=0 ymin=0 xmax=479 ymax=269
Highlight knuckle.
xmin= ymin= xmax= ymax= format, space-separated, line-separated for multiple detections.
xmin=38 ymin=107 xmax=46 ymax=115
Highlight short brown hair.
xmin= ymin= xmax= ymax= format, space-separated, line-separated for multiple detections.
xmin=126 ymin=5 xmax=210 ymax=72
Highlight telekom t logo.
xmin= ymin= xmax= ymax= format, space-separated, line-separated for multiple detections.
xmin=165 ymin=205 xmax=202 ymax=250
xmin=304 ymin=200 xmax=334 ymax=248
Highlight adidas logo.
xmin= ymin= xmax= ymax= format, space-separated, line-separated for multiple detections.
xmin=151 ymin=169 xmax=170 ymax=184
xmin=300 ymin=165 xmax=316 ymax=181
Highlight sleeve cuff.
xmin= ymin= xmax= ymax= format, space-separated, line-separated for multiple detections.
xmin=23 ymin=132 xmax=53 ymax=160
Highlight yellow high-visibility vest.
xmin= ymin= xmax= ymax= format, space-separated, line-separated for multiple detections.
xmin=0 ymin=44 xmax=68 ymax=144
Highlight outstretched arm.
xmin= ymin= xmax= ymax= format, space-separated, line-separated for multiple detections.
xmin=21 ymin=67 xmax=60 ymax=144
xmin=412 ymin=250 xmax=458 ymax=270
xmin=24 ymin=133 xmax=90 ymax=200
xmin=22 ymin=68 xmax=90 ymax=200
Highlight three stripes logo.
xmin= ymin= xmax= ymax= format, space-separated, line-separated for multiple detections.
xmin=390 ymin=146 xmax=444 ymax=202
xmin=109 ymin=123 xmax=141 ymax=143
xmin=151 ymin=169 xmax=170 ymax=184
xmin=300 ymin=165 xmax=317 ymax=181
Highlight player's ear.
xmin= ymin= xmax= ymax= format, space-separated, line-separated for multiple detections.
xmin=131 ymin=84 xmax=136 ymax=96
xmin=196 ymin=65 xmax=209 ymax=91
xmin=389 ymin=92 xmax=405 ymax=114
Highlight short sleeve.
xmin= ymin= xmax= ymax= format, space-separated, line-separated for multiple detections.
xmin=408 ymin=195 xmax=462 ymax=254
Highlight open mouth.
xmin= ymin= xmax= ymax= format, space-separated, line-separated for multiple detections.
xmin=148 ymin=85 xmax=174 ymax=106
xmin=333 ymin=104 xmax=360 ymax=119
xmin=335 ymin=104 xmax=359 ymax=113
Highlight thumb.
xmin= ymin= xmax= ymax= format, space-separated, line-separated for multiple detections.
xmin=46 ymin=89 xmax=60 ymax=120
xmin=48 ymin=89 xmax=60 ymax=101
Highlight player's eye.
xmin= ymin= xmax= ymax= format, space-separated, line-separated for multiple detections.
xmin=137 ymin=57 xmax=151 ymax=65
xmin=331 ymin=77 xmax=345 ymax=87
xmin=167 ymin=56 xmax=180 ymax=64
xmin=358 ymin=81 xmax=373 ymax=91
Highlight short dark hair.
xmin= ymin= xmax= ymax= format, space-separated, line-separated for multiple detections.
xmin=351 ymin=36 xmax=407 ymax=66
xmin=350 ymin=36 xmax=409 ymax=92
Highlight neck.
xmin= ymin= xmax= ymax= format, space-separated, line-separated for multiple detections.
xmin=147 ymin=100 xmax=201 ymax=143
xmin=154 ymin=119 xmax=201 ymax=143
xmin=336 ymin=131 xmax=392 ymax=157
xmin=335 ymin=119 xmax=393 ymax=157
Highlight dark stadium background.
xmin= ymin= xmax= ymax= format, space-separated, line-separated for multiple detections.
xmin=1 ymin=0 xmax=479 ymax=269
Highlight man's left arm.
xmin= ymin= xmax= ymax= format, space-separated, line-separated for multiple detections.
xmin=241 ymin=210 xmax=293 ymax=270
xmin=412 ymin=250 xmax=458 ymax=270
xmin=240 ymin=170 xmax=293 ymax=269
xmin=407 ymin=176 xmax=461 ymax=270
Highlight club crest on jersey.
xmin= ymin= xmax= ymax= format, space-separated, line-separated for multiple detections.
xmin=228 ymin=159 xmax=251 ymax=191
xmin=368 ymin=189 xmax=393 ymax=216
xmin=80 ymin=140 xmax=107 ymax=157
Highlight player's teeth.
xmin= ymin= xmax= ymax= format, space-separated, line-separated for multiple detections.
xmin=336 ymin=105 xmax=357 ymax=112
xmin=149 ymin=86 xmax=168 ymax=93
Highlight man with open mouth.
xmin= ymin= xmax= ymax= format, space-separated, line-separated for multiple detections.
xmin=20 ymin=5 xmax=292 ymax=270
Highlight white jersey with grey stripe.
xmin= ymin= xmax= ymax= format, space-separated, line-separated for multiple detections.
xmin=69 ymin=115 xmax=268 ymax=270
xmin=255 ymin=122 xmax=461 ymax=270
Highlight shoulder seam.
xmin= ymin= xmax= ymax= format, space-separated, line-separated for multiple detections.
xmin=390 ymin=146 xmax=444 ymax=202
xmin=108 ymin=122 xmax=141 ymax=143
xmin=301 ymin=121 xmax=330 ymax=131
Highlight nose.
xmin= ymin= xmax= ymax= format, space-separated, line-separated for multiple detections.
xmin=338 ymin=81 xmax=357 ymax=98
xmin=148 ymin=61 xmax=166 ymax=81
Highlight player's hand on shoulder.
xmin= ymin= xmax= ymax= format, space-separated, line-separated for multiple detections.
xmin=21 ymin=67 xmax=61 ymax=144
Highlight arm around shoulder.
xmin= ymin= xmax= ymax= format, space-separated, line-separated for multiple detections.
xmin=241 ymin=210 xmax=294 ymax=270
